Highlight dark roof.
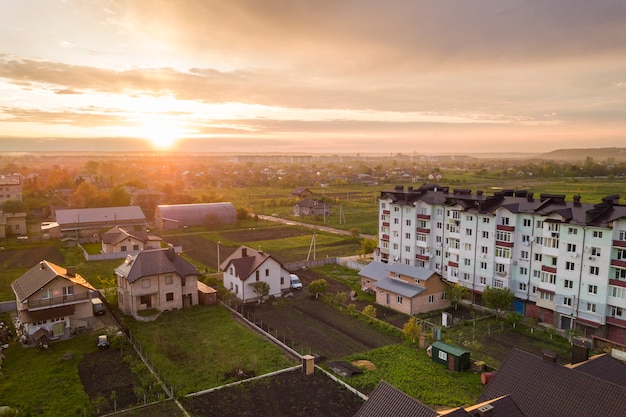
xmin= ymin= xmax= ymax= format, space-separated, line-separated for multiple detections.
xmin=101 ymin=226 xmax=158 ymax=245
xmin=221 ymin=246 xmax=285 ymax=280
xmin=570 ymin=353 xmax=626 ymax=388
xmin=294 ymin=198 xmax=330 ymax=209
xmin=115 ymin=248 xmax=200 ymax=283
xmin=11 ymin=260 xmax=95 ymax=302
xmin=291 ymin=187 xmax=312 ymax=196
xmin=374 ymin=277 xmax=425 ymax=298
xmin=445 ymin=396 xmax=526 ymax=417
xmin=478 ymin=348 xmax=626 ymax=417
xmin=355 ymin=380 xmax=437 ymax=417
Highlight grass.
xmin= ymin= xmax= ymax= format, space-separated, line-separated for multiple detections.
xmin=0 ymin=322 xmax=94 ymax=416
xmin=124 ymin=304 xmax=295 ymax=395
xmin=343 ymin=343 xmax=484 ymax=408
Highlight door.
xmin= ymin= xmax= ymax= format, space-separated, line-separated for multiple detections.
xmin=448 ymin=355 xmax=455 ymax=371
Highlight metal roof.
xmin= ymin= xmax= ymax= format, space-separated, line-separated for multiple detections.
xmin=374 ymin=277 xmax=425 ymax=298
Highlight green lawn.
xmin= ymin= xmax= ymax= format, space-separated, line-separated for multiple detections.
xmin=343 ymin=343 xmax=484 ymax=408
xmin=124 ymin=304 xmax=295 ymax=395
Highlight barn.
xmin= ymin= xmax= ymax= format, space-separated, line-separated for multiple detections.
xmin=154 ymin=203 xmax=237 ymax=230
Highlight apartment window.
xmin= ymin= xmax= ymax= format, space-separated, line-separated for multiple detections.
xmin=523 ymin=218 xmax=531 ymax=227
xmin=63 ymin=286 xmax=74 ymax=296
xmin=532 ymin=285 xmax=537 ymax=294
xmin=563 ymin=297 xmax=572 ymax=307
xmin=588 ymin=284 xmax=598 ymax=295
xmin=611 ymin=306 xmax=623 ymax=317
xmin=417 ymin=220 xmax=427 ymax=228
xmin=482 ymin=217 xmax=490 ymax=224
xmin=610 ymin=286 xmax=626 ymax=299
xmin=381 ymin=203 xmax=387 ymax=209
xmin=619 ymin=230 xmax=626 ymax=241
xmin=615 ymin=269 xmax=626 ymax=280
xmin=464 ymin=243 xmax=472 ymax=251
xmin=589 ymin=266 xmax=600 ymax=276
xmin=533 ymin=270 xmax=541 ymax=279
xmin=405 ymin=232 xmax=411 ymax=239
xmin=501 ymin=217 xmax=510 ymax=226
xmin=417 ymin=233 xmax=427 ymax=242
xmin=393 ymin=243 xmax=399 ymax=250
xmin=586 ymin=303 xmax=596 ymax=313
xmin=535 ymin=236 xmax=544 ymax=245
xmin=394 ymin=218 xmax=400 ymax=224
xmin=591 ymin=247 xmax=601 ymax=257
xmin=617 ymin=249 xmax=626 ymax=260
xmin=567 ymin=243 xmax=577 ymax=253
xmin=540 ymin=272 xmax=556 ymax=284
xmin=394 ymin=207 xmax=400 ymax=212
xmin=519 ymin=282 xmax=527 ymax=291
xmin=564 ymin=279 xmax=573 ymax=289
xmin=464 ymin=258 xmax=471 ymax=266
xmin=480 ymin=262 xmax=488 ymax=270
xmin=519 ymin=266 xmax=528 ymax=275
xmin=480 ymin=277 xmax=487 ymax=285
xmin=166 ymin=292 xmax=174 ymax=302
xmin=592 ymin=230 xmax=603 ymax=238
xmin=463 ymin=273 xmax=471 ymax=281
xmin=436 ymin=208 xmax=443 ymax=216
xmin=406 ymin=219 xmax=411 ymax=226
xmin=565 ymin=261 xmax=575 ymax=271
xmin=165 ymin=275 xmax=173 ymax=285
xmin=397 ymin=296 xmax=403 ymax=304
xmin=465 ymin=215 xmax=473 ymax=221
xmin=495 ymin=247 xmax=511 ymax=258
xmin=521 ymin=250 xmax=529 ymax=259
xmin=481 ymin=246 xmax=488 ymax=254
xmin=482 ymin=231 xmax=489 ymax=239
xmin=534 ymin=253 xmax=543 ymax=262
xmin=465 ymin=228 xmax=473 ymax=236
xmin=436 ymin=222 xmax=443 ymax=229
xmin=428 ymin=295 xmax=435 ymax=303
xmin=522 ymin=234 xmax=530 ymax=244
xmin=540 ymin=292 xmax=554 ymax=301
xmin=494 ymin=279 xmax=504 ymax=288
xmin=537 ymin=220 xmax=544 ymax=229
xmin=496 ymin=231 xmax=512 ymax=242
xmin=405 ymin=246 xmax=411 ymax=253
xmin=551 ymin=257 xmax=557 ymax=266
xmin=568 ymin=227 xmax=578 ymax=235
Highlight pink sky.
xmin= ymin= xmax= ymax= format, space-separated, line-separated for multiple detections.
xmin=1 ymin=1 xmax=625 ymax=153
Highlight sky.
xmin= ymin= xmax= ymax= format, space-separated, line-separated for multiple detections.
xmin=1 ymin=0 xmax=625 ymax=154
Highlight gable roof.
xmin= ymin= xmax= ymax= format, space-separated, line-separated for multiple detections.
xmin=221 ymin=245 xmax=284 ymax=279
xmin=294 ymin=198 xmax=330 ymax=209
xmin=478 ymin=348 xmax=626 ymax=417
xmin=374 ymin=277 xmax=425 ymax=298
xmin=115 ymin=248 xmax=200 ymax=283
xmin=291 ymin=187 xmax=312 ymax=196
xmin=355 ymin=380 xmax=437 ymax=417
xmin=568 ymin=353 xmax=626 ymax=387
xmin=358 ymin=261 xmax=389 ymax=282
xmin=11 ymin=260 xmax=95 ymax=302
xmin=101 ymin=226 xmax=161 ymax=245
xmin=387 ymin=262 xmax=437 ymax=280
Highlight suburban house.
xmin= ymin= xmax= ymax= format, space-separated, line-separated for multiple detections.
xmin=291 ymin=187 xmax=313 ymax=200
xmin=115 ymin=247 xmax=200 ymax=319
xmin=359 ymin=261 xmax=450 ymax=315
xmin=221 ymin=246 xmax=291 ymax=302
xmin=293 ymin=198 xmax=331 ymax=217
xmin=101 ymin=226 xmax=162 ymax=255
xmin=54 ymin=206 xmax=147 ymax=241
xmin=11 ymin=261 xmax=98 ymax=343
xmin=356 ymin=349 xmax=626 ymax=417
xmin=0 ymin=210 xmax=27 ymax=238
xmin=154 ymin=202 xmax=237 ymax=230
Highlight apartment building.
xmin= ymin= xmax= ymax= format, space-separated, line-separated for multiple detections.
xmin=0 ymin=174 xmax=22 ymax=204
xmin=376 ymin=184 xmax=626 ymax=344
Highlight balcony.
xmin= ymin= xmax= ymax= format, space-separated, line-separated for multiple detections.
xmin=382 ymin=222 xmax=390 ymax=227
xmin=417 ymin=214 xmax=431 ymax=220
xmin=537 ymin=282 xmax=556 ymax=293
xmin=541 ymin=265 xmax=557 ymax=274
xmin=416 ymin=228 xmax=430 ymax=234
xmin=607 ymin=316 xmax=626 ymax=328
xmin=415 ymin=254 xmax=430 ymax=261
xmin=28 ymin=292 xmax=90 ymax=310
xmin=495 ymin=240 xmax=514 ymax=248
xmin=611 ymin=259 xmax=626 ymax=269
xmin=381 ymin=234 xmax=389 ymax=241
xmin=382 ymin=210 xmax=390 ymax=215
xmin=613 ymin=240 xmax=626 ymax=248
xmin=497 ymin=224 xmax=515 ymax=232
xmin=448 ymin=261 xmax=458 ymax=268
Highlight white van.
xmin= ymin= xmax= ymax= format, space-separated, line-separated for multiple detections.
xmin=290 ymin=274 xmax=303 ymax=290
xmin=91 ymin=297 xmax=106 ymax=315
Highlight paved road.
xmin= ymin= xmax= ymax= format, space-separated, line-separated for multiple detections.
xmin=256 ymin=214 xmax=376 ymax=240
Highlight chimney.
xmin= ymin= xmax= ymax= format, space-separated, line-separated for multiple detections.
xmin=166 ymin=247 xmax=176 ymax=261
xmin=302 ymin=355 xmax=315 ymax=375
xmin=474 ymin=404 xmax=494 ymax=417
xmin=571 ymin=338 xmax=591 ymax=364
xmin=527 ymin=192 xmax=534 ymax=202
xmin=542 ymin=350 xmax=557 ymax=363
xmin=66 ymin=266 xmax=76 ymax=277
xmin=40 ymin=261 xmax=45 ymax=270
xmin=573 ymin=195 xmax=581 ymax=205
xmin=242 ymin=247 xmax=247 ymax=257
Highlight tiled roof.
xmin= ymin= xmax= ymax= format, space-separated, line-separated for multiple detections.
xmin=570 ymin=353 xmax=626 ymax=388
xmin=374 ymin=277 xmax=425 ymax=298
xmin=11 ymin=260 xmax=95 ymax=302
xmin=115 ymin=248 xmax=200 ymax=283
xmin=355 ymin=380 xmax=437 ymax=417
xmin=221 ymin=246 xmax=284 ymax=280
xmin=478 ymin=348 xmax=626 ymax=417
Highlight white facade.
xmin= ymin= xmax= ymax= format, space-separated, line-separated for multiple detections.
xmin=377 ymin=185 xmax=626 ymax=343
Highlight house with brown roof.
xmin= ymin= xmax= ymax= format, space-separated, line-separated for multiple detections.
xmin=115 ymin=247 xmax=200 ymax=319
xmin=11 ymin=261 xmax=97 ymax=343
xmin=221 ymin=246 xmax=291 ymax=302
xmin=293 ymin=198 xmax=331 ymax=217
xmin=101 ymin=226 xmax=162 ymax=256
xmin=291 ymin=187 xmax=313 ymax=199
xmin=359 ymin=261 xmax=450 ymax=315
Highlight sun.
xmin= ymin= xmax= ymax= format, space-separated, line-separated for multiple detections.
xmin=138 ymin=120 xmax=183 ymax=149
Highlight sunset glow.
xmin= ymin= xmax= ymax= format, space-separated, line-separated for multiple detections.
xmin=136 ymin=120 xmax=184 ymax=150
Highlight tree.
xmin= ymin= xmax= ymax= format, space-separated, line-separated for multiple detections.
xmin=359 ymin=238 xmax=377 ymax=257
xmin=307 ymin=279 xmax=328 ymax=299
xmin=402 ymin=317 xmax=423 ymax=343
xmin=446 ymin=283 xmax=469 ymax=310
xmin=362 ymin=304 xmax=377 ymax=318
xmin=1 ymin=200 xmax=26 ymax=213
xmin=482 ymin=286 xmax=514 ymax=320
xmin=252 ymin=281 xmax=270 ymax=304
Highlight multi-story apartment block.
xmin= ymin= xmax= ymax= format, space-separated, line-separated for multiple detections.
xmin=376 ymin=184 xmax=626 ymax=344
xmin=0 ymin=174 xmax=22 ymax=204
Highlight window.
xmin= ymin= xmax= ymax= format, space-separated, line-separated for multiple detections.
xmin=589 ymin=266 xmax=599 ymax=276
xmin=397 ymin=296 xmax=403 ymax=304
xmin=568 ymin=227 xmax=578 ymax=235
xmin=142 ymin=279 xmax=150 ymax=289
xmin=521 ymin=250 xmax=529 ymax=259
xmin=481 ymin=217 xmax=489 ymax=224
xmin=255 ymin=270 xmax=260 ymax=281
xmin=393 ymin=243 xmax=399 ymax=250
xmin=41 ymin=289 xmax=53 ymax=299
xmin=394 ymin=207 xmax=400 ymax=212
xmin=280 ymin=277 xmax=284 ymax=285
xmin=482 ymin=231 xmax=489 ymax=239
xmin=495 ymin=263 xmax=506 ymax=274
xmin=265 ymin=269 xmax=269 ymax=276
xmin=565 ymin=261 xmax=575 ymax=271
xmin=465 ymin=228 xmax=473 ymax=236
xmin=501 ymin=217 xmax=510 ymax=226
xmin=494 ymin=279 xmax=503 ymax=288
xmin=588 ymin=284 xmax=598 ymax=295
xmin=495 ymin=247 xmax=511 ymax=258
xmin=132 ymin=244 xmax=139 ymax=250
xmin=519 ymin=282 xmax=527 ymax=291
xmin=523 ymin=218 xmax=531 ymax=227
xmin=438 ymin=350 xmax=448 ymax=361
xmin=537 ymin=220 xmax=544 ymax=229
xmin=428 ymin=295 xmax=434 ymax=303
xmin=567 ymin=243 xmax=577 ymax=253
xmin=533 ymin=269 xmax=541 ymax=278
xmin=563 ymin=297 xmax=572 ymax=306
xmin=405 ymin=246 xmax=411 ymax=253
xmin=480 ymin=277 xmax=487 ymax=285
xmin=619 ymin=230 xmax=626 ymax=241
xmin=540 ymin=292 xmax=554 ymax=301
xmin=564 ymin=279 xmax=573 ymax=289
xmin=591 ymin=247 xmax=601 ymax=257
xmin=441 ymin=292 xmax=448 ymax=299
xmin=611 ymin=306 xmax=623 ymax=317
xmin=63 ymin=286 xmax=74 ymax=296
xmin=480 ymin=262 xmax=488 ymax=270
xmin=406 ymin=219 xmax=411 ymax=226
xmin=496 ymin=231 xmax=512 ymax=242
xmin=466 ymin=215 xmax=473 ymax=221
xmin=140 ymin=295 xmax=150 ymax=305
xmin=394 ymin=218 xmax=399 ymax=224
xmin=592 ymin=230 xmax=603 ymax=238
xmin=121 ymin=245 xmax=127 ymax=252
xmin=519 ymin=266 xmax=528 ymax=275
xmin=522 ymin=234 xmax=530 ymax=244
xmin=481 ymin=246 xmax=488 ymax=254
xmin=535 ymin=253 xmax=543 ymax=262
xmin=586 ymin=303 xmax=596 ymax=313
xmin=166 ymin=292 xmax=174 ymax=302
xmin=464 ymin=258 xmax=471 ymax=266
xmin=436 ymin=208 xmax=443 ymax=216
xmin=610 ymin=286 xmax=626 ymax=299
xmin=464 ymin=243 xmax=472 ymax=250
xmin=405 ymin=232 xmax=411 ymax=239
xmin=165 ymin=275 xmax=173 ymax=285
xmin=436 ymin=222 xmax=443 ymax=229
xmin=540 ymin=272 xmax=556 ymax=284
xmin=551 ymin=257 xmax=557 ymax=266
xmin=463 ymin=273 xmax=471 ymax=281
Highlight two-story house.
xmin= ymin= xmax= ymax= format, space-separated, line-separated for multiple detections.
xmin=115 ymin=247 xmax=200 ymax=319
xmin=360 ymin=261 xmax=450 ymax=315
xmin=101 ymin=226 xmax=162 ymax=256
xmin=221 ymin=246 xmax=292 ymax=302
xmin=11 ymin=261 xmax=97 ymax=343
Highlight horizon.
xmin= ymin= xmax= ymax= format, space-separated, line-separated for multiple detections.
xmin=2 ymin=1 xmax=626 ymax=154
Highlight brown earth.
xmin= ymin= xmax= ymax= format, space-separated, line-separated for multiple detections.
xmin=181 ymin=369 xmax=365 ymax=417
xmin=0 ymin=246 xmax=65 ymax=269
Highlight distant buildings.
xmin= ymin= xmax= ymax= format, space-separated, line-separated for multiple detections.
xmin=377 ymin=184 xmax=626 ymax=344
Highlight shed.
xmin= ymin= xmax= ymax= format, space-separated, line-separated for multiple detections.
xmin=197 ymin=281 xmax=218 ymax=305
xmin=431 ymin=341 xmax=470 ymax=372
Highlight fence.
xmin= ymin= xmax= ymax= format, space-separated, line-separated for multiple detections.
xmin=284 ymin=257 xmax=338 ymax=271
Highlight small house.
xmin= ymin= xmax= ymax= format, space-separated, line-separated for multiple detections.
xmin=430 ymin=341 xmax=470 ymax=372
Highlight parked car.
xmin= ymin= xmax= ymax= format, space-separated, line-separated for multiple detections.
xmin=91 ymin=297 xmax=106 ymax=315
xmin=97 ymin=334 xmax=110 ymax=350
xmin=290 ymin=274 xmax=303 ymax=290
